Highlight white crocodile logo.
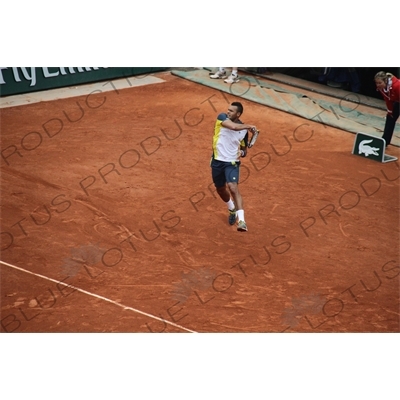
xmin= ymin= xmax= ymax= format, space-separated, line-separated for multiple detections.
xmin=359 ymin=139 xmax=380 ymax=157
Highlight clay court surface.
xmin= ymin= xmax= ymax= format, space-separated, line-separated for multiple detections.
xmin=1 ymin=70 xmax=399 ymax=333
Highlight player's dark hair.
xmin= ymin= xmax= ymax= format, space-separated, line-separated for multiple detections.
xmin=231 ymin=102 xmax=243 ymax=115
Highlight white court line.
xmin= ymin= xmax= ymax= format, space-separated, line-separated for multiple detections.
xmin=0 ymin=260 xmax=197 ymax=333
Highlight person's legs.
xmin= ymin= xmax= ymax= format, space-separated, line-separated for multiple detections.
xmin=348 ymin=67 xmax=361 ymax=93
xmin=216 ymin=185 xmax=234 ymax=205
xmin=215 ymin=186 xmax=237 ymax=225
xmin=227 ymin=182 xmax=247 ymax=231
xmin=382 ymin=102 xmax=399 ymax=146
xmin=227 ymin=182 xmax=243 ymax=211
xmin=212 ymin=159 xmax=237 ymax=225
xmin=225 ymin=162 xmax=247 ymax=231
xmin=224 ymin=68 xmax=240 ymax=84
xmin=210 ymin=67 xmax=227 ymax=79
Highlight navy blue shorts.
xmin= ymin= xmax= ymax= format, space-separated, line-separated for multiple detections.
xmin=211 ymin=158 xmax=241 ymax=188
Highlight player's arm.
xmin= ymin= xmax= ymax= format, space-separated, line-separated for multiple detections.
xmin=221 ymin=118 xmax=256 ymax=132
xmin=240 ymin=133 xmax=249 ymax=158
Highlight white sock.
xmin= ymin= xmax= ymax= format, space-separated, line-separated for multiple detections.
xmin=220 ymin=67 xmax=226 ymax=73
xmin=237 ymin=209 xmax=244 ymax=221
xmin=226 ymin=199 xmax=235 ymax=211
xmin=232 ymin=69 xmax=238 ymax=76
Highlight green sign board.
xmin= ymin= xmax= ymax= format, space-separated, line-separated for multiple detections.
xmin=352 ymin=132 xmax=397 ymax=163
xmin=0 ymin=67 xmax=167 ymax=97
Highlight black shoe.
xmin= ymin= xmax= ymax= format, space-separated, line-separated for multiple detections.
xmin=228 ymin=209 xmax=237 ymax=225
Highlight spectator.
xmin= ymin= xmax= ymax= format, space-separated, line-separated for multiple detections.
xmin=318 ymin=67 xmax=361 ymax=93
xmin=374 ymin=71 xmax=400 ymax=147
xmin=210 ymin=68 xmax=240 ymax=84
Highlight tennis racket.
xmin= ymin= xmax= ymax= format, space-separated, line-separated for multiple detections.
xmin=248 ymin=128 xmax=259 ymax=148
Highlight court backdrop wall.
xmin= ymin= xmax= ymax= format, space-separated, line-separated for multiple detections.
xmin=0 ymin=67 xmax=168 ymax=97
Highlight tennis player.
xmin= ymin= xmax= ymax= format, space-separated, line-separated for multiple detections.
xmin=210 ymin=102 xmax=257 ymax=232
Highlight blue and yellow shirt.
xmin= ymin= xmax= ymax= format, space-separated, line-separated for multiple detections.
xmin=212 ymin=113 xmax=248 ymax=162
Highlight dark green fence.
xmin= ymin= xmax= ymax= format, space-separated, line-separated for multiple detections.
xmin=0 ymin=67 xmax=168 ymax=97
